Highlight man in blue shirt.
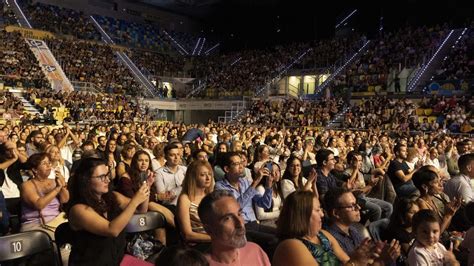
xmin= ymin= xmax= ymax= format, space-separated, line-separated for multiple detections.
xmin=324 ymin=188 xmax=400 ymax=264
xmin=215 ymin=152 xmax=277 ymax=257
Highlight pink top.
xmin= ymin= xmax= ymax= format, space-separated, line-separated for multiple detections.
xmin=21 ymin=182 xmax=60 ymax=225
xmin=205 ymin=242 xmax=270 ymax=266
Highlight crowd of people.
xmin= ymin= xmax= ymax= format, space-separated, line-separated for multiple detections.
xmin=0 ymin=89 xmax=24 ymax=120
xmin=433 ymin=28 xmax=474 ymax=81
xmin=0 ymin=30 xmax=49 ymax=89
xmin=0 ymin=1 xmax=18 ymax=26
xmin=3 ymin=1 xmax=473 ymax=100
xmin=343 ymin=95 xmax=473 ymax=133
xmin=240 ymin=97 xmax=346 ymax=127
xmin=22 ymin=88 xmax=151 ymax=123
xmin=330 ymin=24 xmax=450 ymax=93
xmin=129 ymin=50 xmax=187 ymax=79
xmin=190 ymin=42 xmax=311 ymax=98
xmin=0 ymin=118 xmax=473 ymax=265
xmin=20 ymin=1 xmax=101 ymax=40
xmin=95 ymin=15 xmax=169 ymax=53
xmin=46 ymin=39 xmax=143 ymax=96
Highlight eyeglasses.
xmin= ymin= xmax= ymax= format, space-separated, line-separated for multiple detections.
xmin=91 ymin=172 xmax=111 ymax=182
xmin=230 ymin=161 xmax=243 ymax=166
xmin=336 ymin=203 xmax=360 ymax=211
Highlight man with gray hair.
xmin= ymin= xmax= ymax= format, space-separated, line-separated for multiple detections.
xmin=198 ymin=190 xmax=270 ymax=266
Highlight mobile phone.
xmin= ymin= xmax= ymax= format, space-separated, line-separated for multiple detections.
xmin=265 ymin=162 xmax=273 ymax=172
xmin=139 ymin=171 xmax=148 ymax=183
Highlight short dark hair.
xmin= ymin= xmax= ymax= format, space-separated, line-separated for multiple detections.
xmin=198 ymin=190 xmax=234 ymax=225
xmin=412 ymin=166 xmax=438 ymax=193
xmin=316 ymin=149 xmax=334 ymax=167
xmin=28 ymin=130 xmax=42 ymax=142
xmin=412 ymin=209 xmax=439 ymax=232
xmin=220 ymin=151 xmax=241 ymax=168
xmin=346 ymin=151 xmax=361 ymax=164
xmin=155 ymin=246 xmax=209 ymax=266
xmin=458 ymin=153 xmax=474 ymax=174
xmin=323 ymin=187 xmax=351 ymax=215
xmin=393 ymin=143 xmax=406 ymax=155
xmin=81 ymin=140 xmax=94 ymax=149
xmin=26 ymin=152 xmax=49 ymax=170
xmin=164 ymin=143 xmax=179 ymax=156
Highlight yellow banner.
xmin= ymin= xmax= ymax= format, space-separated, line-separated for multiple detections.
xmin=5 ymin=25 xmax=56 ymax=40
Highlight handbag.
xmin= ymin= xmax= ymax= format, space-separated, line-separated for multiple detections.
xmin=40 ymin=211 xmax=68 ymax=232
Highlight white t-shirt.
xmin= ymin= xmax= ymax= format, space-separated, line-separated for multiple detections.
xmin=1 ymin=169 xmax=20 ymax=198
xmin=407 ymin=242 xmax=446 ymax=266
xmin=60 ymin=143 xmax=75 ymax=164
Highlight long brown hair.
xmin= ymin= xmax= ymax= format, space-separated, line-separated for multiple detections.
xmin=129 ymin=150 xmax=157 ymax=199
xmin=277 ymin=190 xmax=315 ymax=240
xmin=66 ymin=157 xmax=119 ymax=216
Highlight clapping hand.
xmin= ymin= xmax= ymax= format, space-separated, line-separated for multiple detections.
xmin=376 ymin=239 xmax=401 ymax=264
xmin=445 ymin=197 xmax=462 ymax=216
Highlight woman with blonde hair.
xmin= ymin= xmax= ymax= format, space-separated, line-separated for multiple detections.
xmin=45 ymin=144 xmax=71 ymax=183
xmin=176 ymin=160 xmax=214 ymax=247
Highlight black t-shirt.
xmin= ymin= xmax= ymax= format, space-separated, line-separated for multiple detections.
xmin=387 ymin=160 xmax=411 ymax=189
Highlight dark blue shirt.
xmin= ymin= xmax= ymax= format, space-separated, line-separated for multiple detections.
xmin=326 ymin=224 xmax=363 ymax=255
xmin=316 ymin=168 xmax=342 ymax=199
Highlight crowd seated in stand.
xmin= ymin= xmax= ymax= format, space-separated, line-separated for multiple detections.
xmin=129 ymin=50 xmax=187 ymax=78
xmin=343 ymin=95 xmax=473 ymax=133
xmin=0 ymin=1 xmax=19 ymax=26
xmin=0 ymin=30 xmax=49 ymax=89
xmin=190 ymin=42 xmax=310 ymax=98
xmin=296 ymin=35 xmax=365 ymax=70
xmin=0 ymin=115 xmax=473 ymax=265
xmin=23 ymin=88 xmax=151 ymax=123
xmin=0 ymin=89 xmax=24 ymax=120
xmin=95 ymin=15 xmax=170 ymax=53
xmin=433 ymin=27 xmax=474 ymax=81
xmin=46 ymin=39 xmax=142 ymax=95
xmin=21 ymin=1 xmax=101 ymax=40
xmin=330 ymin=24 xmax=450 ymax=93
xmin=240 ymin=98 xmax=346 ymax=127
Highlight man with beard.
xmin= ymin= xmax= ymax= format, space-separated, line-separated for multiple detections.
xmin=387 ymin=144 xmax=419 ymax=198
xmin=198 ymin=190 xmax=271 ymax=266
xmin=96 ymin=135 xmax=107 ymax=159
xmin=215 ymin=152 xmax=278 ymax=257
xmin=26 ymin=130 xmax=45 ymax=156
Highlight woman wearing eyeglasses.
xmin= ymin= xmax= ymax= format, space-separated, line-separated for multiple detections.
xmin=66 ymin=157 xmax=150 ymax=266
xmin=20 ymin=153 xmax=69 ymax=235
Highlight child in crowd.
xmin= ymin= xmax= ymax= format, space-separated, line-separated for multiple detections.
xmin=408 ymin=209 xmax=459 ymax=266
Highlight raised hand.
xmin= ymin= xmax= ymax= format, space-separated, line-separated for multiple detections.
xmin=304 ymin=168 xmax=317 ymax=191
